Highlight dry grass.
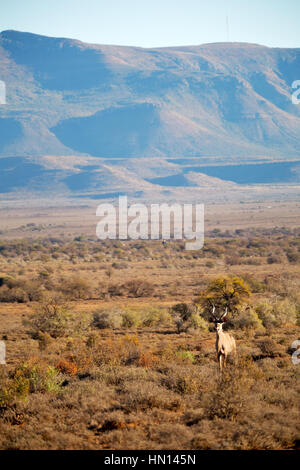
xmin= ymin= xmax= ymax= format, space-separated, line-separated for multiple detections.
xmin=0 ymin=228 xmax=299 ymax=450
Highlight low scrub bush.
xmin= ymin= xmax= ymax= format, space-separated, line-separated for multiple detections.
xmin=257 ymin=338 xmax=281 ymax=357
xmin=55 ymin=359 xmax=78 ymax=376
xmin=204 ymin=364 xmax=254 ymax=421
xmin=122 ymin=280 xmax=154 ymax=298
xmin=92 ymin=308 xmax=122 ymax=329
xmin=161 ymin=365 xmax=200 ymax=395
xmin=121 ymin=310 xmax=140 ymax=329
xmin=232 ymin=307 xmax=264 ymax=330
xmin=255 ymin=298 xmax=297 ymax=328
xmin=59 ymin=276 xmax=94 ymax=300
xmin=170 ymin=303 xmax=208 ymax=333
xmin=24 ymin=296 xmax=90 ymax=338
xmin=5 ymin=361 xmax=63 ymax=397
xmin=175 ymin=350 xmax=195 ymax=364
xmin=141 ymin=307 xmax=172 ymax=328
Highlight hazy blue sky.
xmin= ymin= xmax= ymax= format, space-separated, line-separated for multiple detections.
xmin=0 ymin=0 xmax=299 ymax=48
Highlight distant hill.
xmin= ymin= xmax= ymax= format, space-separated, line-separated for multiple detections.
xmin=1 ymin=30 xmax=300 ymax=198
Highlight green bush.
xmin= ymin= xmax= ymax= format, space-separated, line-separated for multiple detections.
xmin=142 ymin=307 xmax=172 ymax=327
xmin=121 ymin=310 xmax=140 ymax=329
xmin=273 ymin=298 xmax=297 ymax=325
xmin=232 ymin=307 xmax=264 ymax=330
xmin=199 ymin=276 xmax=252 ymax=318
xmin=255 ymin=300 xmax=275 ymax=328
xmin=185 ymin=313 xmax=209 ymax=332
xmin=12 ymin=363 xmax=63 ymax=394
xmin=255 ymin=298 xmax=297 ymax=328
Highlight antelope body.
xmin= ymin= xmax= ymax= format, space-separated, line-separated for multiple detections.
xmin=211 ymin=306 xmax=236 ymax=372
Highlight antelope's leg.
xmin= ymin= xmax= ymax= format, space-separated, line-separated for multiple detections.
xmin=233 ymin=350 xmax=237 ymax=365
xmin=218 ymin=354 xmax=223 ymax=373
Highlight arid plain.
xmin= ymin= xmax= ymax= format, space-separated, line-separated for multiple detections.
xmin=0 ymin=199 xmax=299 ymax=449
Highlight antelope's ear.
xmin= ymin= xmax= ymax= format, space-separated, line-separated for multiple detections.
xmin=209 ymin=317 xmax=214 ymax=323
xmin=222 ymin=317 xmax=227 ymax=322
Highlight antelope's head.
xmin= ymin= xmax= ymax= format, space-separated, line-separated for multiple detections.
xmin=210 ymin=305 xmax=228 ymax=332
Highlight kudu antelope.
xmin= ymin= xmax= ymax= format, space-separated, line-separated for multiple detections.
xmin=210 ymin=306 xmax=236 ymax=372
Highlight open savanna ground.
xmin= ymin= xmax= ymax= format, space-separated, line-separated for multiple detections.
xmin=0 ymin=225 xmax=299 ymax=450
xmin=1 ymin=200 xmax=300 ymax=239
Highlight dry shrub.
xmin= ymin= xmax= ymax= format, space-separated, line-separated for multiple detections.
xmin=94 ymin=338 xmax=122 ymax=367
xmin=120 ymin=381 xmax=182 ymax=412
xmin=254 ymin=300 xmax=275 ymax=328
xmin=0 ymin=284 xmax=28 ymax=303
xmin=62 ymin=339 xmax=94 ymax=372
xmin=204 ymin=363 xmax=254 ymax=421
xmin=101 ymin=366 xmax=156 ymax=387
xmin=161 ymin=365 xmax=200 ymax=395
xmin=145 ymin=423 xmax=193 ymax=450
xmin=108 ymin=283 xmax=124 ymax=296
xmin=24 ymin=296 xmax=91 ymax=339
xmin=122 ymin=280 xmax=154 ymax=298
xmin=93 ymin=335 xmax=159 ymax=368
xmin=56 ymin=359 xmax=78 ymax=376
xmin=94 ymin=335 xmax=142 ymax=367
xmin=108 ymin=280 xmax=154 ymax=298
xmin=257 ymin=338 xmax=282 ymax=357
xmin=286 ymin=251 xmax=300 ymax=263
xmin=88 ymin=410 xmax=130 ymax=434
xmin=36 ymin=331 xmax=52 ymax=351
xmin=0 ymin=275 xmax=46 ymax=303
xmin=155 ymin=341 xmax=178 ymax=364
xmin=92 ymin=308 xmax=122 ymax=329
xmin=226 ymin=255 xmax=242 ymax=266
xmin=273 ymin=298 xmax=297 ymax=325
xmin=240 ymin=274 xmax=265 ymax=293
xmin=119 ymin=335 xmax=141 ymax=365
xmin=138 ymin=350 xmax=158 ymax=368
xmin=59 ymin=276 xmax=93 ymax=300
xmin=185 ymin=313 xmax=209 ymax=332
xmin=24 ymin=297 xmax=72 ymax=338
xmin=170 ymin=303 xmax=206 ymax=333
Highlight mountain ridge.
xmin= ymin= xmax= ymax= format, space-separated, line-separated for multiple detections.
xmin=1 ymin=30 xmax=300 ymax=197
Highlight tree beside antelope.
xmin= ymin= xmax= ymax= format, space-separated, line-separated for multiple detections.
xmin=197 ymin=276 xmax=252 ymax=372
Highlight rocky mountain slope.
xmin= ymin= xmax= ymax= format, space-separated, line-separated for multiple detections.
xmin=0 ymin=30 xmax=300 ymax=197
